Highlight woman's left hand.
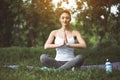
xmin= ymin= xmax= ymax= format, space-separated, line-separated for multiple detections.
xmin=65 ymin=43 xmax=71 ymax=47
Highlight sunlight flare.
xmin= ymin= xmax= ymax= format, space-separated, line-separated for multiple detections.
xmin=52 ymin=0 xmax=78 ymax=23
xmin=52 ymin=0 xmax=77 ymax=10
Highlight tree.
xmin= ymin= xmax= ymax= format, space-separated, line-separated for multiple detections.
xmin=75 ymin=0 xmax=120 ymax=46
xmin=24 ymin=0 xmax=58 ymax=47
xmin=0 ymin=0 xmax=23 ymax=47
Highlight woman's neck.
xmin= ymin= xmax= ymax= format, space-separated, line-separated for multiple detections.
xmin=61 ymin=26 xmax=70 ymax=31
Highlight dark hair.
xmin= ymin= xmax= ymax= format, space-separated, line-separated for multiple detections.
xmin=60 ymin=10 xmax=71 ymax=17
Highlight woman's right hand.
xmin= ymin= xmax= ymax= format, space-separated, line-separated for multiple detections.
xmin=56 ymin=40 xmax=65 ymax=47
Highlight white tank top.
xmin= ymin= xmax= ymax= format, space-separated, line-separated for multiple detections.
xmin=54 ymin=36 xmax=75 ymax=61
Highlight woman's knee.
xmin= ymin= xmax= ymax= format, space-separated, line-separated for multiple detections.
xmin=74 ymin=55 xmax=85 ymax=67
xmin=40 ymin=54 xmax=48 ymax=63
xmin=76 ymin=55 xmax=84 ymax=62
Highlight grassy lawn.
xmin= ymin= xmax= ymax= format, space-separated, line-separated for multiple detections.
xmin=0 ymin=46 xmax=120 ymax=80
xmin=0 ymin=67 xmax=120 ymax=80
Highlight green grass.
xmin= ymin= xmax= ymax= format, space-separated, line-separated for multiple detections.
xmin=0 ymin=46 xmax=120 ymax=80
xmin=0 ymin=67 xmax=120 ymax=80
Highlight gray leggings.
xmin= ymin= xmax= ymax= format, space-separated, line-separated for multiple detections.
xmin=40 ymin=54 xmax=84 ymax=70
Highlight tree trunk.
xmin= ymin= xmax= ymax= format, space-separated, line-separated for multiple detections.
xmin=27 ymin=25 xmax=36 ymax=47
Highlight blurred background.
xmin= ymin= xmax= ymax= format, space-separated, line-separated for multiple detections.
xmin=0 ymin=0 xmax=119 ymax=48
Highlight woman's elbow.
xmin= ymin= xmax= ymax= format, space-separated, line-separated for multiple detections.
xmin=81 ymin=43 xmax=87 ymax=49
xmin=44 ymin=45 xmax=48 ymax=49
xmin=83 ymin=44 xmax=87 ymax=48
xmin=44 ymin=47 xmax=47 ymax=50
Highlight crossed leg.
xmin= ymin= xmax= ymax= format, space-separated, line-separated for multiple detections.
xmin=40 ymin=54 xmax=66 ymax=68
xmin=57 ymin=55 xmax=84 ymax=70
xmin=40 ymin=54 xmax=84 ymax=70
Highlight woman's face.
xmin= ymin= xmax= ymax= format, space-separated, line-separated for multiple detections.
xmin=59 ymin=12 xmax=71 ymax=27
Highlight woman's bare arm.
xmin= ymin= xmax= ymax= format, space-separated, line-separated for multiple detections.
xmin=44 ymin=30 xmax=64 ymax=49
xmin=66 ymin=30 xmax=86 ymax=49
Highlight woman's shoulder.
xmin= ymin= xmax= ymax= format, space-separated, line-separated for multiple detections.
xmin=51 ymin=29 xmax=59 ymax=33
xmin=72 ymin=30 xmax=80 ymax=34
xmin=50 ymin=29 xmax=59 ymax=36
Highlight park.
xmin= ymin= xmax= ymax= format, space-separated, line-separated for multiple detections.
xmin=0 ymin=0 xmax=120 ymax=80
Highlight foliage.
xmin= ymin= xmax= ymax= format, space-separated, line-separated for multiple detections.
xmin=75 ymin=0 xmax=120 ymax=46
xmin=0 ymin=0 xmax=120 ymax=47
xmin=0 ymin=0 xmax=24 ymax=47
xmin=0 ymin=0 xmax=58 ymax=47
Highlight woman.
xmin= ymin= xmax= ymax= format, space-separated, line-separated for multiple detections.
xmin=40 ymin=10 xmax=86 ymax=70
